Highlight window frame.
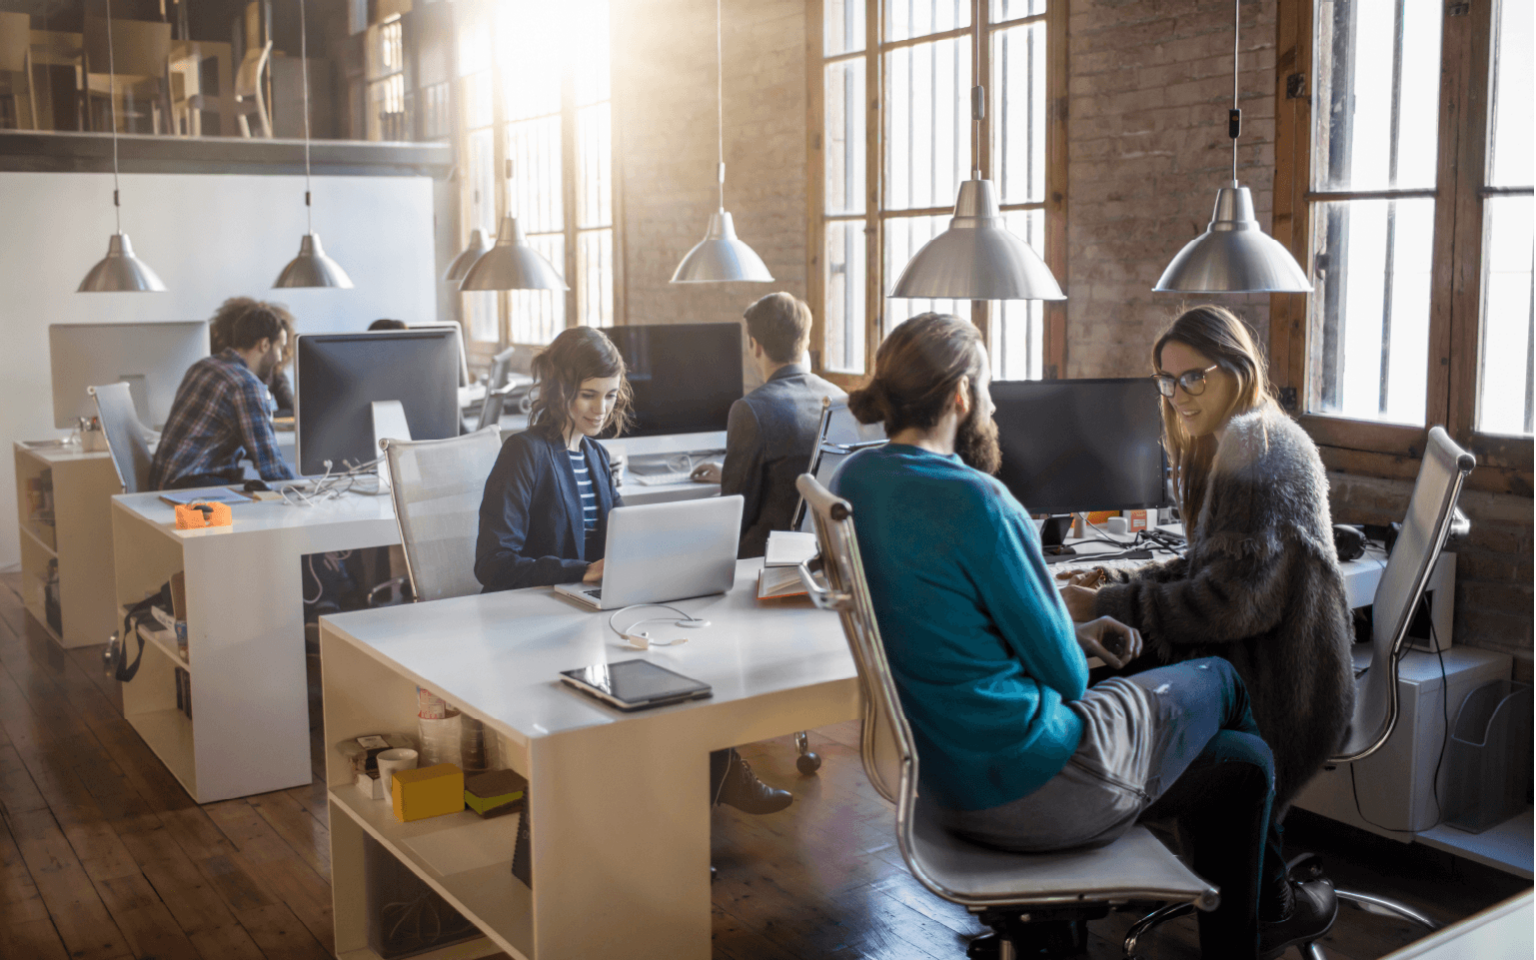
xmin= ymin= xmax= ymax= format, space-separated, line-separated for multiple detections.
xmin=807 ymin=0 xmax=1068 ymax=389
xmin=449 ymin=0 xmax=623 ymax=353
xmin=1272 ymin=0 xmax=1532 ymax=492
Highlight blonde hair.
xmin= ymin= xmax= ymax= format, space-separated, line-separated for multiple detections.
xmin=1153 ymin=305 xmax=1278 ymax=531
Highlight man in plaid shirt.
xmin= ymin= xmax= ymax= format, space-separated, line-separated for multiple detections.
xmin=149 ymin=302 xmax=297 ymax=490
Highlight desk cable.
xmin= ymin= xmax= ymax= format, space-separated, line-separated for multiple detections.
xmin=608 ymin=603 xmax=710 ymax=650
xmin=279 ymin=456 xmax=388 ymax=507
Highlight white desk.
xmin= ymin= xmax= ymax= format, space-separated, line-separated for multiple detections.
xmin=319 ymin=559 xmax=857 ymax=960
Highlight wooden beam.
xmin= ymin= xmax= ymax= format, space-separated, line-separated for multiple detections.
xmin=807 ymin=0 xmax=827 ymax=371
xmin=1043 ymin=0 xmax=1068 ymax=380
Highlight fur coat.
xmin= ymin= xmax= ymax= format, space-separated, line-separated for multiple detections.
xmin=1092 ymin=404 xmax=1355 ymax=808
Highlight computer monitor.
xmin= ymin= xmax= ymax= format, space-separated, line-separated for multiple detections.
xmin=49 ymin=321 xmax=210 ymax=429
xmin=601 ymin=323 xmax=744 ymax=439
xmin=294 ymin=329 xmax=461 ymax=475
xmin=989 ymin=378 xmax=1168 ymax=516
xmin=410 ymin=322 xmax=474 ymax=388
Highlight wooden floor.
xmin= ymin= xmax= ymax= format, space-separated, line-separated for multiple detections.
xmin=0 ymin=572 xmax=1526 ymax=960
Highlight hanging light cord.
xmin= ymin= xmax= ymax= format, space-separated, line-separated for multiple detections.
xmin=715 ymin=0 xmax=725 ymax=211
xmin=105 ymin=0 xmax=122 ymax=234
xmin=300 ymin=0 xmax=314 ymax=233
xmin=1230 ymin=0 xmax=1241 ymax=181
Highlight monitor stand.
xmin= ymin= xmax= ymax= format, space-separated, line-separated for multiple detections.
xmin=1039 ymin=515 xmax=1075 ymax=556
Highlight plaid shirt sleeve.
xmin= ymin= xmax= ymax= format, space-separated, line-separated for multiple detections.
xmin=230 ymin=372 xmax=296 ymax=481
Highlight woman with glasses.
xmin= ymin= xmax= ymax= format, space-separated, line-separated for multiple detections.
xmin=1058 ymin=305 xmax=1354 ymax=920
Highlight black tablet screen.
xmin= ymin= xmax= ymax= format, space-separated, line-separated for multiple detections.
xmin=561 ymin=659 xmax=711 ymax=705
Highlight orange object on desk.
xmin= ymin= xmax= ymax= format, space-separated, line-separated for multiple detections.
xmin=174 ymin=502 xmax=233 ymax=529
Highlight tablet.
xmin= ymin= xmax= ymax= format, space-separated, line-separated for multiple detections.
xmin=559 ymin=659 xmax=712 ymax=712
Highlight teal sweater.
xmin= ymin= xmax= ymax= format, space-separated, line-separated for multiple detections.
xmin=832 ymin=444 xmax=1086 ymax=811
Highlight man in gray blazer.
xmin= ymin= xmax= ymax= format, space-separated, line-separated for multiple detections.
xmin=693 ymin=293 xmax=846 ymax=557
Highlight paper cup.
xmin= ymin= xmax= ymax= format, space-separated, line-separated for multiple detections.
xmin=375 ymin=748 xmax=418 ymax=796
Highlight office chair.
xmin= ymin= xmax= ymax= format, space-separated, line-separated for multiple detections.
xmin=794 ymin=473 xmax=1219 ymax=959
xmin=0 ymin=12 xmax=37 ymax=130
xmin=232 ymin=39 xmax=271 ymax=138
xmin=1123 ymin=425 xmax=1473 ymax=958
xmin=790 ymin=397 xmax=888 ymax=533
xmin=90 ymin=383 xmax=154 ymax=494
xmin=379 ymin=428 xmax=503 ymax=603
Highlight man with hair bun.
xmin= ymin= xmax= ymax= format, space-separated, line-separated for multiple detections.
xmin=690 ymin=292 xmax=844 ymax=557
xmin=829 ymin=313 xmax=1335 ymax=959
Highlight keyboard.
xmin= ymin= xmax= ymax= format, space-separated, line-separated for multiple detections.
xmin=627 ymin=470 xmax=695 ymax=486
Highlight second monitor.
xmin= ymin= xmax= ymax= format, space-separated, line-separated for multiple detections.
xmin=602 ymin=323 xmax=743 ymax=438
xmin=990 ymin=377 xmax=1167 ymax=518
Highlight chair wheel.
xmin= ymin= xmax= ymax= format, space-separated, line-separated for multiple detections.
xmin=796 ymin=751 xmax=822 ymax=775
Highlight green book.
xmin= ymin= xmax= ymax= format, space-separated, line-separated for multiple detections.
xmin=464 ymin=769 xmax=526 ymax=818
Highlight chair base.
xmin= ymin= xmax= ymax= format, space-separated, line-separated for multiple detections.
xmin=795 ymin=731 xmax=822 ymax=774
xmin=969 ymin=904 xmax=1108 ymax=959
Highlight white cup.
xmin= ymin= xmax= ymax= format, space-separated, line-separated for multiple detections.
xmin=375 ymin=747 xmax=418 ymax=797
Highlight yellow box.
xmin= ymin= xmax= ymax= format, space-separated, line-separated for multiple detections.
xmin=391 ymin=763 xmax=465 ymax=822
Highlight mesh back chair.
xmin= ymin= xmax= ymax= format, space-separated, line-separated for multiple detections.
xmin=381 ymin=428 xmax=503 ymax=603
xmin=1124 ymin=426 xmax=1473 ymax=957
xmin=90 ymin=383 xmax=153 ymax=493
xmin=790 ymin=397 xmax=888 ymax=533
xmin=794 ymin=473 xmax=1218 ymax=959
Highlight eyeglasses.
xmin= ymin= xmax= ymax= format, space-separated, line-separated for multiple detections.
xmin=1152 ymin=364 xmax=1220 ymax=398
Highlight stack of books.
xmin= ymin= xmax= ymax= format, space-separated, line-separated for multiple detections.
xmin=757 ymin=530 xmax=819 ymax=601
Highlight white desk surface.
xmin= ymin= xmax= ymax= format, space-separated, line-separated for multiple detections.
xmin=1381 ymin=890 xmax=1533 ymax=959
xmin=111 ymin=485 xmax=398 ymax=539
xmin=14 ymin=439 xmax=116 ymax=465
xmin=320 ymin=558 xmax=855 ymax=750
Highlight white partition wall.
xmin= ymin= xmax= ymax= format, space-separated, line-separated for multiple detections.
xmin=0 ymin=170 xmax=437 ymax=571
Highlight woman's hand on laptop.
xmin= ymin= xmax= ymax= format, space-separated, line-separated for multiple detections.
xmin=583 ymin=559 xmax=605 ymax=584
xmin=1073 ymin=617 xmax=1142 ymax=669
xmin=691 ymin=461 xmax=723 ymax=484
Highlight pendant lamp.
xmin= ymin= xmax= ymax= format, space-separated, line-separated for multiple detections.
xmin=888 ymin=15 xmax=1061 ymax=301
xmin=78 ymin=0 xmax=165 ymax=293
xmin=1153 ymin=0 xmax=1310 ymax=293
xmin=459 ymin=160 xmax=567 ymax=291
xmin=670 ymin=0 xmax=772 ymax=283
xmin=443 ymin=227 xmax=492 ymax=283
xmin=275 ymin=0 xmax=352 ymax=289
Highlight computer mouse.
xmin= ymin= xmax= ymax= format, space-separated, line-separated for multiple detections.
xmin=244 ymin=479 xmax=271 ymax=493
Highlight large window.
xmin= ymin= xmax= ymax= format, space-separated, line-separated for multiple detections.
xmin=1272 ymin=0 xmax=1533 ymax=478
xmin=814 ymin=0 xmax=1064 ymax=382
xmin=453 ymin=0 xmax=616 ymax=348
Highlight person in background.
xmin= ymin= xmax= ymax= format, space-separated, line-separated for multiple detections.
xmin=369 ymin=318 xmax=408 ymax=331
xmin=830 ymin=313 xmax=1335 ymax=959
xmin=690 ymin=293 xmax=845 ymax=557
xmin=209 ymin=297 xmax=296 ymax=415
xmin=150 ymin=301 xmax=296 ymax=490
xmin=475 ymin=327 xmax=791 ymax=815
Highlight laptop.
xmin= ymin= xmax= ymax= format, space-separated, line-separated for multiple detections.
xmin=553 ymin=495 xmax=744 ymax=610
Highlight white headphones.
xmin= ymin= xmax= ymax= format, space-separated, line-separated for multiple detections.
xmin=608 ymin=603 xmax=710 ymax=650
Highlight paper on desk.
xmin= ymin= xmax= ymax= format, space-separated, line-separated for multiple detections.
xmin=764 ymin=530 xmax=818 ymax=567
xmin=158 ymin=488 xmax=250 ymax=505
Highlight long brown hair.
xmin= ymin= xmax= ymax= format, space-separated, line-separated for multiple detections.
xmin=847 ymin=313 xmax=985 ymax=432
xmin=1154 ymin=305 xmax=1278 ymax=530
xmin=527 ymin=327 xmax=634 ymax=439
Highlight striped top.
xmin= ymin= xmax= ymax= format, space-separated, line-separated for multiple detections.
xmin=569 ymin=448 xmax=598 ymax=532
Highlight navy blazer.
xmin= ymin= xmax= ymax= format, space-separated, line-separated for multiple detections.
xmin=474 ymin=426 xmax=623 ymax=592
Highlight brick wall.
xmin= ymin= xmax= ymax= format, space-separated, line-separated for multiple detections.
xmin=612 ymin=0 xmax=808 ymax=388
xmin=1066 ymin=0 xmax=1277 ymax=377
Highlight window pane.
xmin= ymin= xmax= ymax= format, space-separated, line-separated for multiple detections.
xmin=575 ymin=0 xmax=612 ymax=107
xmin=497 ymin=2 xmax=563 ymax=121
xmin=467 ymin=128 xmax=496 ymax=234
xmin=993 ymin=21 xmax=1047 ymax=205
xmin=826 ymin=59 xmax=867 ymax=215
xmin=1476 ymin=197 xmax=1534 ymax=435
xmin=577 ymin=102 xmax=612 ymax=228
xmin=466 ymin=291 xmax=499 ymax=344
xmin=825 ymin=0 xmax=866 ymax=56
xmin=463 ymin=71 xmax=493 ymax=131
xmin=507 ymin=117 xmax=564 ymax=235
xmin=577 ymin=229 xmax=615 ymax=328
xmin=885 ymin=215 xmax=973 ymax=334
xmin=884 ymin=36 xmax=971 ymax=211
xmin=992 ymin=209 xmax=1046 ymax=380
xmin=886 ymin=0 xmax=970 ymax=43
xmin=511 ymin=234 xmax=566 ymax=344
xmin=1488 ymin=0 xmax=1533 ymax=188
xmin=825 ymin=220 xmax=867 ymax=373
xmin=1312 ymin=0 xmax=1442 ymax=191
xmin=1308 ymin=198 xmax=1434 ymax=425
xmin=992 ymin=0 xmax=1046 ymax=20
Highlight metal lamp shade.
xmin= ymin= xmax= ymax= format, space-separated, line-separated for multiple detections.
xmin=1154 ymin=182 xmax=1312 ymax=293
xmin=889 ymin=179 xmax=1064 ymax=301
xmin=459 ymin=215 xmax=567 ymax=291
xmin=78 ymin=233 xmax=166 ymax=293
xmin=443 ymin=228 xmax=493 ymax=283
xmin=274 ymin=233 xmax=354 ymax=289
xmin=670 ymin=210 xmax=774 ymax=283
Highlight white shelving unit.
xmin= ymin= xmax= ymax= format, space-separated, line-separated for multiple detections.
xmin=13 ymin=442 xmax=121 ymax=648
